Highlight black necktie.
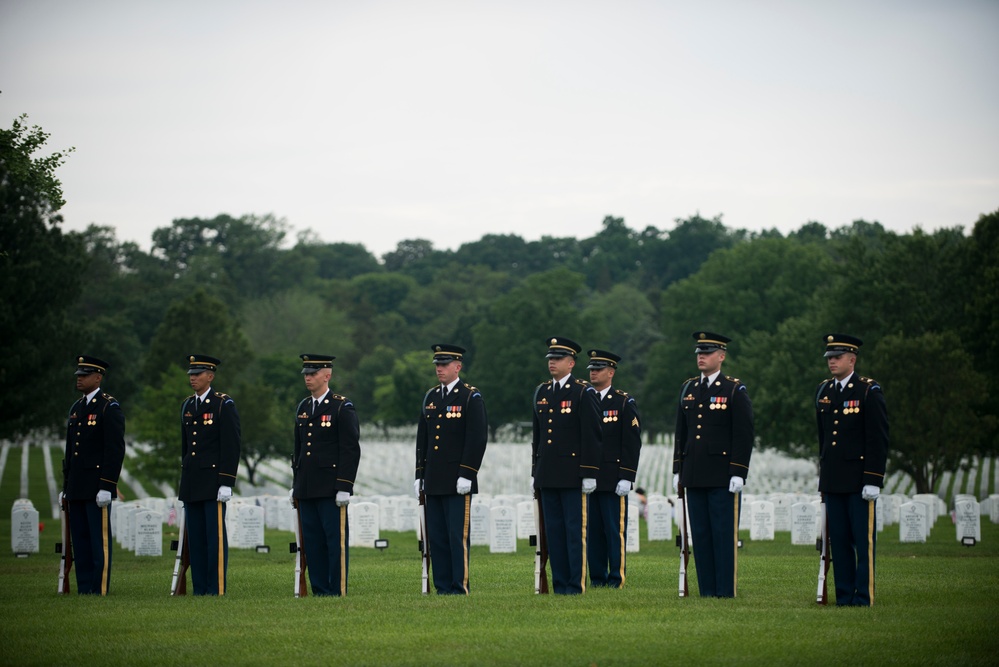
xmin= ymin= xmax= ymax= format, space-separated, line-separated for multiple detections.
xmin=312 ymin=398 xmax=318 ymax=415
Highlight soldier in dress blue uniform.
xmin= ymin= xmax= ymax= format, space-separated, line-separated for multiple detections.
xmin=62 ymin=355 xmax=125 ymax=595
xmin=532 ymin=337 xmax=603 ymax=595
xmin=673 ymin=332 xmax=754 ymax=598
xmin=414 ymin=344 xmax=488 ymax=595
xmin=292 ymin=354 xmax=361 ymax=596
xmin=585 ymin=349 xmax=642 ymax=589
xmin=816 ymin=334 xmax=888 ymax=606
xmin=178 ymin=354 xmax=240 ymax=596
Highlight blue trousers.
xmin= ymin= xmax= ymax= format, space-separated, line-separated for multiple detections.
xmin=68 ymin=500 xmax=113 ymax=595
xmin=185 ymin=501 xmax=228 ymax=596
xmin=686 ymin=487 xmax=740 ymax=597
xmin=426 ymin=494 xmax=472 ymax=595
xmin=540 ymin=488 xmax=588 ymax=595
xmin=300 ymin=498 xmax=349 ymax=596
xmin=826 ymin=492 xmax=877 ymax=606
xmin=587 ymin=491 xmax=628 ymax=588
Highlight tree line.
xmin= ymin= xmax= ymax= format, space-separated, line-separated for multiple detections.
xmin=3 ymin=115 xmax=997 ymax=493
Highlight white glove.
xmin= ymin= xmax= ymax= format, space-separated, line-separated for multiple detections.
xmin=58 ymin=491 xmax=66 ymax=506
xmin=728 ymin=476 xmax=744 ymax=494
xmin=673 ymin=474 xmax=679 ymax=491
xmin=96 ymin=490 xmax=112 ymax=507
xmin=582 ymin=478 xmax=597 ymax=494
xmin=530 ymin=476 xmax=535 ymax=490
xmin=335 ymin=491 xmax=350 ymax=507
xmin=288 ymin=487 xmax=295 ymax=504
xmin=615 ymin=480 xmax=632 ymax=497
xmin=861 ymin=485 xmax=880 ymax=501
xmin=414 ymin=479 xmax=423 ymax=498
xmin=456 ymin=477 xmax=472 ymax=495
xmin=217 ymin=485 xmax=232 ymax=502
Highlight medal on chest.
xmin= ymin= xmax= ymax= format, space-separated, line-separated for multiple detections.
xmin=709 ymin=396 xmax=728 ymax=410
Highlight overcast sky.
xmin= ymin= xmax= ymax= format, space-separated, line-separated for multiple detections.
xmin=3 ymin=0 xmax=997 ymax=258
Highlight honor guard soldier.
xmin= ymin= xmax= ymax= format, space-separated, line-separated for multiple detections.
xmin=673 ymin=332 xmax=754 ymax=598
xmin=816 ymin=334 xmax=888 ymax=606
xmin=532 ymin=337 xmax=602 ymax=594
xmin=414 ymin=344 xmax=488 ymax=595
xmin=62 ymin=356 xmax=125 ymax=595
xmin=178 ymin=354 xmax=240 ymax=596
xmin=292 ymin=354 xmax=361 ymax=596
xmin=585 ymin=349 xmax=642 ymax=588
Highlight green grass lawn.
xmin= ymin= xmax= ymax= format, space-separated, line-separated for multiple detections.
xmin=1 ymin=512 xmax=997 ymax=667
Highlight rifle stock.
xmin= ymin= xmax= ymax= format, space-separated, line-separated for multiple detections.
xmin=57 ymin=498 xmax=73 ymax=594
xmin=533 ymin=490 xmax=549 ymax=594
xmin=677 ymin=482 xmax=690 ymax=598
xmin=293 ymin=504 xmax=309 ymax=597
xmin=418 ymin=489 xmax=430 ymax=595
xmin=170 ymin=505 xmax=190 ymax=596
xmin=816 ymin=496 xmax=830 ymax=605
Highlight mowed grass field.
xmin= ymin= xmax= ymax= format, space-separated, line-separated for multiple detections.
xmin=1 ymin=509 xmax=998 ymax=667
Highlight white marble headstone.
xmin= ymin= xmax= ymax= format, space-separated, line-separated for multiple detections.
xmin=234 ymin=504 xmax=265 ymax=548
xmin=626 ymin=502 xmax=640 ymax=553
xmin=516 ymin=501 xmax=535 ymax=542
xmin=348 ymin=502 xmax=380 ymax=548
xmin=469 ymin=502 xmax=490 ymax=546
xmin=790 ymin=502 xmax=817 ymax=546
xmin=134 ymin=510 xmax=163 ymax=556
xmin=749 ymin=500 xmax=775 ymax=541
xmin=396 ymin=497 xmax=419 ymax=533
xmin=771 ymin=494 xmax=792 ymax=532
xmin=11 ymin=506 xmax=39 ymax=554
xmin=899 ymin=501 xmax=928 ymax=543
xmin=489 ymin=505 xmax=516 ymax=553
xmin=954 ymin=498 xmax=981 ymax=542
xmin=645 ymin=500 xmax=672 ymax=542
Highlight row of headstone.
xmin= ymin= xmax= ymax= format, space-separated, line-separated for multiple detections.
xmin=92 ymin=487 xmax=992 ymax=557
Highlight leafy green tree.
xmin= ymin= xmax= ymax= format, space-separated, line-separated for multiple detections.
xmin=150 ymin=213 xmax=291 ymax=301
xmin=130 ymin=366 xmax=191 ymax=487
xmin=645 ymin=237 xmax=834 ymax=438
xmin=372 ymin=350 xmax=435 ymax=429
xmin=472 ymin=267 xmax=589 ymax=436
xmin=962 ymin=210 xmax=999 ymax=453
xmin=579 ymin=284 xmax=659 ymax=431
xmin=739 ymin=316 xmax=830 ymax=456
xmin=0 ymin=114 xmax=84 ymax=438
xmin=235 ymin=377 xmax=292 ymax=487
xmin=640 ymin=213 xmax=745 ymax=290
xmin=240 ymin=288 xmax=355 ymax=360
xmin=578 ymin=216 xmax=642 ymax=291
xmin=142 ymin=287 xmax=253 ymax=378
xmin=818 ymin=225 xmax=968 ymax=339
xmin=866 ymin=332 xmax=992 ymax=494
xmin=286 ymin=238 xmax=381 ymax=283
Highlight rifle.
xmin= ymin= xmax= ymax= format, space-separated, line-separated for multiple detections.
xmin=293 ymin=504 xmax=308 ymax=597
xmin=816 ymin=495 xmax=830 ymax=605
xmin=676 ymin=482 xmax=690 ymax=598
xmin=418 ymin=488 xmax=430 ymax=595
xmin=170 ymin=505 xmax=190 ymax=596
xmin=56 ymin=496 xmax=73 ymax=594
xmin=531 ymin=490 xmax=549 ymax=594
